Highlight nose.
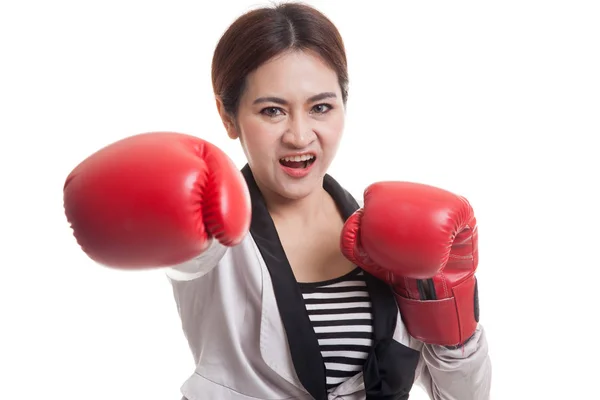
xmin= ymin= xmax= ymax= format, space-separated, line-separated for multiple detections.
xmin=281 ymin=115 xmax=315 ymax=148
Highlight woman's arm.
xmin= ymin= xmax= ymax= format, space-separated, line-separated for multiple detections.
xmin=342 ymin=181 xmax=492 ymax=398
xmin=165 ymin=238 xmax=229 ymax=282
xmin=414 ymin=323 xmax=492 ymax=400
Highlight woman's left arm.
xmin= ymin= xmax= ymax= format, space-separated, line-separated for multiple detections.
xmin=341 ymin=181 xmax=492 ymax=398
xmin=412 ymin=323 xmax=492 ymax=400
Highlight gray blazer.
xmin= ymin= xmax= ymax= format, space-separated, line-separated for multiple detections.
xmin=167 ymin=165 xmax=492 ymax=400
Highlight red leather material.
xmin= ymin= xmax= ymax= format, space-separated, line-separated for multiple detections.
xmin=340 ymin=210 xmax=396 ymax=283
xmin=340 ymin=181 xmax=480 ymax=346
xmin=392 ymin=221 xmax=479 ymax=345
xmin=395 ymin=276 xmax=478 ymax=347
xmin=63 ymin=132 xmax=251 ymax=269
xmin=355 ymin=181 xmax=475 ymax=280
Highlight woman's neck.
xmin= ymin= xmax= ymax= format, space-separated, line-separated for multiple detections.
xmin=261 ymin=183 xmax=331 ymax=227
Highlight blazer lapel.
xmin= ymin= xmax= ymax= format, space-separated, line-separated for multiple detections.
xmin=242 ymin=165 xmax=327 ymax=399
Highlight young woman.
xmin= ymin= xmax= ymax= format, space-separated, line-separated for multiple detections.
xmin=63 ymin=2 xmax=492 ymax=399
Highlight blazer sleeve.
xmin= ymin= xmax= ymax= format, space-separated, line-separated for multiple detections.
xmin=164 ymin=238 xmax=228 ymax=282
xmin=412 ymin=323 xmax=492 ymax=400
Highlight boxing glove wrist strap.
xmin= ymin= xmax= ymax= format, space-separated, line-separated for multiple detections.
xmin=393 ymin=275 xmax=479 ymax=347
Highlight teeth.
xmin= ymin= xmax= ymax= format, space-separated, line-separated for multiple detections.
xmin=280 ymin=154 xmax=315 ymax=162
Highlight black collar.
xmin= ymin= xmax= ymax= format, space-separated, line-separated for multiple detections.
xmin=241 ymin=164 xmax=419 ymax=400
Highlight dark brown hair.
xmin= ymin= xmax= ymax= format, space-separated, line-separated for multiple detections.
xmin=211 ymin=2 xmax=348 ymax=117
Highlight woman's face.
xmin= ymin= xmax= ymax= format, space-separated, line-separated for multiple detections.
xmin=221 ymin=50 xmax=345 ymax=203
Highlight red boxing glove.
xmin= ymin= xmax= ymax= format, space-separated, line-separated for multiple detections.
xmin=63 ymin=132 xmax=251 ymax=269
xmin=341 ymin=182 xmax=479 ymax=347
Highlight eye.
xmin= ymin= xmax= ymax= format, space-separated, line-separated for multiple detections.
xmin=260 ymin=107 xmax=284 ymax=117
xmin=311 ymin=103 xmax=333 ymax=114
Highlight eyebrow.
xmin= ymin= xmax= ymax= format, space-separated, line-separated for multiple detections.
xmin=252 ymin=92 xmax=337 ymax=105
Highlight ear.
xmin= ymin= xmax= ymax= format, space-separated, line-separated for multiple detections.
xmin=215 ymin=97 xmax=239 ymax=140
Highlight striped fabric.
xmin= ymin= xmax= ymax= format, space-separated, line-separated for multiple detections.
xmin=299 ymin=268 xmax=374 ymax=392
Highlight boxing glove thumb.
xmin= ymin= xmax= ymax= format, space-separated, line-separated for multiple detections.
xmin=193 ymin=140 xmax=251 ymax=247
xmin=340 ymin=209 xmax=394 ymax=283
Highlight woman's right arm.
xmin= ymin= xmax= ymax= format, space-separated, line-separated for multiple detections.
xmin=165 ymin=238 xmax=229 ymax=282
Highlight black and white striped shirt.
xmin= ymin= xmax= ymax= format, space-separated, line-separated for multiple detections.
xmin=299 ymin=268 xmax=374 ymax=392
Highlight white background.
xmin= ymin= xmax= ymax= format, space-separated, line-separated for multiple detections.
xmin=1 ymin=0 xmax=599 ymax=399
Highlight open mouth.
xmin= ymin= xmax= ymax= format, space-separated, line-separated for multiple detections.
xmin=279 ymin=154 xmax=316 ymax=169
